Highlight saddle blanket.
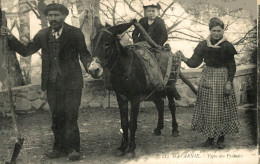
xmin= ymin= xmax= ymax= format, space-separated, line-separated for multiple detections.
xmin=125 ymin=41 xmax=174 ymax=90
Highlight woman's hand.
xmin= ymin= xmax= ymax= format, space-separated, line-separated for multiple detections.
xmin=224 ymin=81 xmax=232 ymax=95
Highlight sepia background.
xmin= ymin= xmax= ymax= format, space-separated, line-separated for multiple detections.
xmin=0 ymin=0 xmax=258 ymax=164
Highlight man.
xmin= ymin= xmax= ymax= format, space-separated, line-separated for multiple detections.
xmin=1 ymin=3 xmax=91 ymax=161
xmin=132 ymin=1 xmax=181 ymax=100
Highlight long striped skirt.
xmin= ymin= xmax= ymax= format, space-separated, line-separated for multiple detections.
xmin=191 ymin=66 xmax=240 ymax=138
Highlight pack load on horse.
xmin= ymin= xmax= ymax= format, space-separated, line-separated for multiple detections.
xmin=128 ymin=19 xmax=182 ymax=100
xmin=87 ymin=17 xmax=197 ymax=158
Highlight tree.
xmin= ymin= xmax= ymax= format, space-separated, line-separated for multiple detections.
xmin=18 ymin=0 xmax=32 ymax=84
xmin=0 ymin=0 xmax=25 ymax=90
xmin=73 ymin=0 xmax=100 ymax=50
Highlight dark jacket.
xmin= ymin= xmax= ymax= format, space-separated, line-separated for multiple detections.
xmin=132 ymin=17 xmax=168 ymax=46
xmin=8 ymin=23 xmax=91 ymax=91
xmin=186 ymin=40 xmax=237 ymax=82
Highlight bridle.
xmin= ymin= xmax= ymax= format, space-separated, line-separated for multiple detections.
xmin=92 ymin=28 xmax=120 ymax=74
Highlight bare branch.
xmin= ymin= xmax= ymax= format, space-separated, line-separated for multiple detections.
xmin=99 ymin=6 xmax=112 ymax=20
xmin=100 ymin=2 xmax=128 ymax=24
xmin=224 ymin=17 xmax=239 ymax=31
xmin=100 ymin=2 xmax=113 ymax=10
xmin=160 ymin=1 xmax=175 ymax=18
xmin=167 ymin=20 xmax=182 ymax=32
xmin=170 ymin=30 xmax=203 ymax=40
xmin=232 ymin=26 xmax=257 ymax=45
xmin=183 ymin=26 xmax=205 ymax=39
xmin=112 ymin=0 xmax=118 ymax=26
xmin=122 ymin=0 xmax=142 ymax=18
xmin=25 ymin=1 xmax=40 ymax=19
xmin=168 ymin=36 xmax=201 ymax=42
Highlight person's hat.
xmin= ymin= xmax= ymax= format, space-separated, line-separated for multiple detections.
xmin=43 ymin=2 xmax=69 ymax=16
xmin=143 ymin=0 xmax=161 ymax=9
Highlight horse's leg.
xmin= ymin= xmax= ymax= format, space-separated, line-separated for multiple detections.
xmin=115 ymin=93 xmax=129 ymax=157
xmin=153 ymin=98 xmax=164 ymax=136
xmin=167 ymin=89 xmax=180 ymax=137
xmin=127 ymin=97 xmax=140 ymax=157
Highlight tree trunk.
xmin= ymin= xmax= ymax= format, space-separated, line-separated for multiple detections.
xmin=0 ymin=10 xmax=25 ymax=90
xmin=37 ymin=0 xmax=48 ymax=29
xmin=18 ymin=0 xmax=31 ymax=84
xmin=76 ymin=0 xmax=100 ymax=51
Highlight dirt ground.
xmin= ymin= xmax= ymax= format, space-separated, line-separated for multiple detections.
xmin=0 ymin=104 xmax=257 ymax=164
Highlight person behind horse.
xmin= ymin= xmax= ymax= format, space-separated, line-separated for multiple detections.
xmin=0 ymin=2 xmax=91 ymax=160
xmin=132 ymin=1 xmax=181 ymax=100
xmin=181 ymin=17 xmax=240 ymax=149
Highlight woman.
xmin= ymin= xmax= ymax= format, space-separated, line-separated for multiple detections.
xmin=181 ymin=17 xmax=240 ymax=149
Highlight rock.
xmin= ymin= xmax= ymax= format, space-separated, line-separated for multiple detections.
xmin=0 ymin=92 xmax=9 ymax=102
xmin=32 ymin=99 xmax=45 ymax=110
xmin=89 ymin=101 xmax=102 ymax=108
xmin=15 ymin=97 xmax=32 ymax=111
xmin=143 ymin=102 xmax=155 ymax=108
xmin=80 ymin=101 xmax=90 ymax=109
xmin=26 ymin=90 xmax=46 ymax=101
xmin=2 ymin=101 xmax=11 ymax=112
xmin=109 ymin=97 xmax=118 ymax=108
xmin=176 ymin=99 xmax=189 ymax=107
xmin=81 ymin=92 xmax=93 ymax=103
xmin=42 ymin=102 xmax=50 ymax=112
xmin=12 ymin=84 xmax=40 ymax=93
xmin=26 ymin=91 xmax=40 ymax=101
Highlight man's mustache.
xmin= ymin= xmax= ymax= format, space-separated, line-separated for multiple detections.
xmin=50 ymin=21 xmax=59 ymax=25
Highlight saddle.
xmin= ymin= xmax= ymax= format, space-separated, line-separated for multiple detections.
xmin=126 ymin=41 xmax=181 ymax=91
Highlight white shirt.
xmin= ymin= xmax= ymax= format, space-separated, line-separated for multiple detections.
xmin=52 ymin=27 xmax=63 ymax=39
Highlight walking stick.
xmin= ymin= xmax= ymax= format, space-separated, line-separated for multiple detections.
xmin=179 ymin=71 xmax=197 ymax=95
xmin=0 ymin=6 xmax=24 ymax=164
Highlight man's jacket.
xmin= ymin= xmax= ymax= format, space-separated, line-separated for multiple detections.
xmin=8 ymin=23 xmax=91 ymax=91
xmin=132 ymin=17 xmax=168 ymax=46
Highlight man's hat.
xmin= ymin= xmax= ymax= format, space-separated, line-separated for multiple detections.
xmin=143 ymin=0 xmax=161 ymax=9
xmin=43 ymin=2 xmax=69 ymax=16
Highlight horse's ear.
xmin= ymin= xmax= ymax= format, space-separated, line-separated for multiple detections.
xmin=105 ymin=23 xmax=112 ymax=28
xmin=108 ymin=22 xmax=133 ymax=36
xmin=94 ymin=17 xmax=104 ymax=32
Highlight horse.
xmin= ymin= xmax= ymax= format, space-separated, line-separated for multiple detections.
xmin=87 ymin=20 xmax=180 ymax=157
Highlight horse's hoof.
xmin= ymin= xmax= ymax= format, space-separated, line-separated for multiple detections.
xmin=115 ymin=149 xmax=126 ymax=157
xmin=172 ymin=131 xmax=180 ymax=137
xmin=153 ymin=129 xmax=162 ymax=136
xmin=126 ymin=151 xmax=135 ymax=158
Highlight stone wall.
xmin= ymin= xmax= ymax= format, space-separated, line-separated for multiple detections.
xmin=0 ymin=64 xmax=256 ymax=115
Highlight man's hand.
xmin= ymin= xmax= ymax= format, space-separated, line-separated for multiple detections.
xmin=130 ymin=18 xmax=137 ymax=25
xmin=0 ymin=26 xmax=13 ymax=38
xmin=224 ymin=81 xmax=232 ymax=96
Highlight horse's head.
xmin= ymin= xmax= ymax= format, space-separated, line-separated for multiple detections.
xmin=88 ymin=17 xmax=132 ymax=79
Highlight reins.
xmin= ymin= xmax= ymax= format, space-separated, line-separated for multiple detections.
xmin=92 ymin=28 xmax=121 ymax=108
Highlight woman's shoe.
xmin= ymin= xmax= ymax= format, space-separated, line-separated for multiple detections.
xmin=216 ymin=141 xmax=225 ymax=149
xmin=201 ymin=138 xmax=214 ymax=148
xmin=216 ymin=135 xmax=225 ymax=149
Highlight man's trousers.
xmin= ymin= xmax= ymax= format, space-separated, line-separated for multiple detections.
xmin=46 ymin=77 xmax=82 ymax=153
